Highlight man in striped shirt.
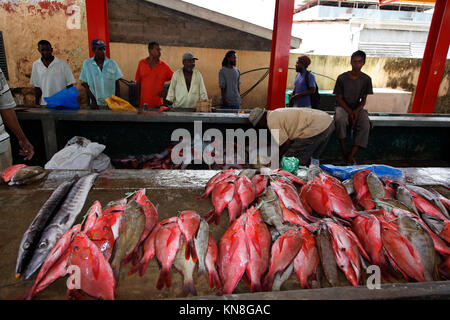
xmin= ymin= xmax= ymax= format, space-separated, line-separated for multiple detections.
xmin=0 ymin=68 xmax=34 ymax=171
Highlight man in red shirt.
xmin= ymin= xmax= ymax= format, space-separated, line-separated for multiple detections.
xmin=135 ymin=42 xmax=174 ymax=108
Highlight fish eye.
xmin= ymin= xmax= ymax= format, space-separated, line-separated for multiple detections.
xmin=103 ymin=226 xmax=107 ymax=231
xmin=39 ymin=240 xmax=47 ymax=249
xmin=23 ymin=242 xmax=30 ymax=249
xmin=73 ymin=246 xmax=79 ymax=251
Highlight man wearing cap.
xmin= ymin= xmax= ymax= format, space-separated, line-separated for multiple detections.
xmin=79 ymin=39 xmax=123 ymax=109
xmin=30 ymin=40 xmax=76 ymax=105
xmin=135 ymin=42 xmax=174 ymax=108
xmin=249 ymin=107 xmax=334 ymax=166
xmin=288 ymin=55 xmax=316 ymax=108
xmin=166 ymin=53 xmax=208 ymax=109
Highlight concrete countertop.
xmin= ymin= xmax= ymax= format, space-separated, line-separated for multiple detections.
xmin=14 ymin=107 xmax=450 ymax=127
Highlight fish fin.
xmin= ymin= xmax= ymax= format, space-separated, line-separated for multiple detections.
xmin=156 ymin=268 xmax=171 ymax=290
xmin=181 ymin=280 xmax=198 ymax=297
xmin=204 ymin=209 xmax=218 ymax=225
xmin=262 ymin=272 xmax=275 ymax=292
xmin=241 ymin=272 xmax=251 ymax=290
xmin=197 ymin=193 xmax=208 ymax=201
xmin=208 ymin=269 xmax=221 ymax=289
xmin=185 ymin=241 xmax=198 ymax=261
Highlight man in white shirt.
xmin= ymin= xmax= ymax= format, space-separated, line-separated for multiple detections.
xmin=166 ymin=53 xmax=208 ymax=108
xmin=30 ymin=40 xmax=76 ymax=105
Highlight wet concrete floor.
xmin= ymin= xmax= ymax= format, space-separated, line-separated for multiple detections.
xmin=1 ymin=168 xmax=449 ymax=300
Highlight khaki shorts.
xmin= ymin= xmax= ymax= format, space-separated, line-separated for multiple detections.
xmin=0 ymin=142 xmax=12 ymax=172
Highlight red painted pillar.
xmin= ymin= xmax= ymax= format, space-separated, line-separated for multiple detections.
xmin=85 ymin=0 xmax=110 ymax=58
xmin=266 ymin=0 xmax=295 ymax=110
xmin=410 ymin=0 xmax=450 ymax=113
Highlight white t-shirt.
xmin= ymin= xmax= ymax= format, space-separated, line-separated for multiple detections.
xmin=30 ymin=57 xmax=76 ymax=105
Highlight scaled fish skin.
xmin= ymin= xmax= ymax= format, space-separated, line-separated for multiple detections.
xmin=1 ymin=164 xmax=28 ymax=182
xmin=398 ymin=214 xmax=438 ymax=282
xmin=236 ymin=174 xmax=257 ymax=212
xmin=378 ymin=216 xmax=426 ymax=282
xmin=205 ymin=235 xmax=221 ymax=289
xmin=110 ymin=200 xmax=146 ymax=282
xmin=218 ymin=214 xmax=248 ymax=295
xmin=194 ymin=218 xmax=209 ymax=275
xmin=197 ymin=170 xmax=236 ymax=200
xmin=293 ymin=227 xmax=320 ymax=289
xmin=24 ymin=173 xmax=98 ymax=279
xmin=204 ymin=180 xmax=235 ymax=225
xmin=129 ymin=217 xmax=178 ymax=277
xmin=15 ymin=177 xmax=77 ymax=278
xmin=178 ymin=210 xmax=201 ymax=260
xmin=155 ymin=221 xmax=182 ymax=290
xmin=257 ymin=186 xmax=286 ymax=234
xmin=173 ymin=240 xmax=198 ymax=297
xmin=124 ymin=189 xmax=159 ymax=266
xmin=272 ymin=178 xmax=318 ymax=223
xmin=251 ymin=174 xmax=269 ymax=195
xmin=9 ymin=166 xmax=48 ymax=186
xmin=262 ymin=228 xmax=302 ymax=291
xmin=244 ymin=207 xmax=271 ymax=293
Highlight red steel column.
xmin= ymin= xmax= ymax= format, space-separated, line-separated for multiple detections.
xmin=410 ymin=0 xmax=450 ymax=113
xmin=266 ymin=0 xmax=295 ymax=110
xmin=85 ymin=0 xmax=110 ymax=58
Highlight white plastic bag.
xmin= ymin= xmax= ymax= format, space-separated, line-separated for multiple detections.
xmin=45 ymin=136 xmax=109 ymax=171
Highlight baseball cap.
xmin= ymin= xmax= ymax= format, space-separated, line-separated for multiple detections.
xmin=182 ymin=53 xmax=198 ymax=61
xmin=91 ymin=39 xmax=107 ymax=49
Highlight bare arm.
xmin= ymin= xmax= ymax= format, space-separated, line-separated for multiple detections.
xmin=81 ymin=82 xmax=98 ymax=109
xmin=115 ymin=79 xmax=120 ymax=98
xmin=34 ymin=87 xmax=42 ymax=105
xmin=0 ymin=108 xmax=34 ymax=160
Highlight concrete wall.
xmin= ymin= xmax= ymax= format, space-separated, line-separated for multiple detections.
xmin=107 ymin=0 xmax=273 ymax=51
xmin=0 ymin=0 xmax=89 ymax=104
xmin=111 ymin=42 xmax=450 ymax=112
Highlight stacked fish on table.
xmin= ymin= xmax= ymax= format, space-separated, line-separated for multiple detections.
xmin=200 ymin=166 xmax=450 ymax=294
xmin=20 ymin=187 xmax=159 ymax=300
xmin=128 ymin=210 xmax=221 ymax=297
xmin=1 ymin=164 xmax=49 ymax=186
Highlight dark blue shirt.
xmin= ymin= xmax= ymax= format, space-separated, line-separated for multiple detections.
xmin=293 ymin=71 xmax=316 ymax=107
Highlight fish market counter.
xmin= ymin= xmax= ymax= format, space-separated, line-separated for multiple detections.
xmin=12 ymin=107 xmax=450 ymax=167
xmin=0 ymin=169 xmax=449 ymax=300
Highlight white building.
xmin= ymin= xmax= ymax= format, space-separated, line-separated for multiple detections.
xmin=291 ymin=0 xmax=447 ymax=58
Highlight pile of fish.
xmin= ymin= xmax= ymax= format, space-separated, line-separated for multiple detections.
xmin=128 ymin=210 xmax=221 ymax=297
xmin=17 ymin=166 xmax=450 ymax=299
xmin=15 ymin=173 xmax=98 ymax=281
xmin=200 ymin=166 xmax=450 ymax=294
xmin=112 ymin=142 xmax=251 ymax=170
xmin=1 ymin=164 xmax=49 ymax=186
xmin=21 ymin=187 xmax=159 ymax=300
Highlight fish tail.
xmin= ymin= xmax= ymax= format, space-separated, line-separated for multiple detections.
xmin=262 ymin=272 xmax=275 ymax=292
xmin=198 ymin=264 xmax=207 ymax=276
xmin=181 ymin=279 xmax=198 ymax=297
xmin=16 ymin=287 xmax=34 ymax=300
xmin=156 ymin=268 xmax=171 ymax=290
xmin=185 ymin=241 xmax=198 ymax=261
xmin=196 ymin=193 xmax=208 ymax=201
xmin=208 ymin=270 xmax=221 ymax=289
xmin=251 ymin=281 xmax=262 ymax=293
xmin=204 ymin=209 xmax=217 ymax=225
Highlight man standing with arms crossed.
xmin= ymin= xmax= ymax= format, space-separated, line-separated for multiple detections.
xmin=333 ymin=50 xmax=373 ymax=165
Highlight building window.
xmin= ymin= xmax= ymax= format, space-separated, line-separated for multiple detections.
xmin=0 ymin=32 xmax=9 ymax=80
